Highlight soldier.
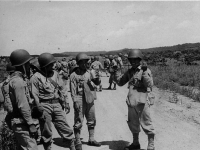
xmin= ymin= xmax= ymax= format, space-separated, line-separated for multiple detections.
xmin=4 ymin=49 xmax=38 ymax=150
xmin=113 ymin=49 xmax=155 ymax=150
xmin=30 ymin=53 xmax=75 ymax=150
xmin=90 ymin=56 xmax=104 ymax=91
xmin=0 ymin=64 xmax=15 ymax=112
xmin=117 ymin=53 xmax=124 ymax=73
xmin=107 ymin=55 xmax=118 ymax=90
xmin=104 ymin=55 xmax=110 ymax=77
xmin=70 ymin=53 xmax=101 ymax=150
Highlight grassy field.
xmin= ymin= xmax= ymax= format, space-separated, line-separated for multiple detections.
xmin=150 ymin=64 xmax=200 ymax=101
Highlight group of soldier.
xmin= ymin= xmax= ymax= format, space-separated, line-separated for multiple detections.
xmin=0 ymin=49 xmax=155 ymax=150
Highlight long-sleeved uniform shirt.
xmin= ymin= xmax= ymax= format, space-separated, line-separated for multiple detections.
xmin=8 ymin=71 xmax=34 ymax=125
xmin=30 ymin=71 xmax=68 ymax=104
xmin=70 ymin=68 xmax=98 ymax=103
xmin=114 ymin=66 xmax=154 ymax=106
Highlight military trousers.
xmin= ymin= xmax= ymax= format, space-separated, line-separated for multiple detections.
xmin=127 ymin=102 xmax=155 ymax=135
xmin=74 ymin=99 xmax=96 ymax=130
xmin=40 ymin=103 xmax=74 ymax=143
xmin=11 ymin=122 xmax=38 ymax=150
xmin=109 ymin=73 xmax=116 ymax=84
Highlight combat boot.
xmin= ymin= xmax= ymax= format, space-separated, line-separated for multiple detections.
xmin=63 ymin=139 xmax=76 ymax=150
xmin=124 ymin=133 xmax=140 ymax=150
xmin=113 ymin=83 xmax=116 ymax=90
xmin=43 ymin=142 xmax=52 ymax=150
xmin=74 ymin=129 xmax=82 ymax=150
xmin=99 ymin=85 xmax=102 ymax=92
xmin=147 ymin=134 xmax=155 ymax=150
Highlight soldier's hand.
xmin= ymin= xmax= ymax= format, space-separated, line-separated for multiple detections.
xmin=65 ymin=103 xmax=70 ymax=114
xmin=74 ymin=102 xmax=80 ymax=112
xmin=29 ymin=124 xmax=38 ymax=139
xmin=141 ymin=61 xmax=147 ymax=71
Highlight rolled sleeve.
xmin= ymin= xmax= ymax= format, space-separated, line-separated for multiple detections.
xmin=114 ymin=70 xmax=130 ymax=86
xmin=142 ymin=69 xmax=154 ymax=91
xmin=70 ymin=73 xmax=78 ymax=102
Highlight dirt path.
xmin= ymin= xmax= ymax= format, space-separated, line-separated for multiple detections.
xmin=1 ymin=73 xmax=200 ymax=150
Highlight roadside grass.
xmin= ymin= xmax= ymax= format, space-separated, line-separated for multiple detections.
xmin=150 ymin=65 xmax=200 ymax=102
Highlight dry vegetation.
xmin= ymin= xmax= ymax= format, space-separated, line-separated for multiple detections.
xmin=150 ymin=64 xmax=200 ymax=101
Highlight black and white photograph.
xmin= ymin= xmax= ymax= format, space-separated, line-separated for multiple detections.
xmin=1 ymin=1 xmax=200 ymax=150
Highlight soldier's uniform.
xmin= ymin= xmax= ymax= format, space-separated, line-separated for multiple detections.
xmin=30 ymin=53 xmax=75 ymax=150
xmin=90 ymin=60 xmax=104 ymax=91
xmin=70 ymin=53 xmax=101 ymax=150
xmin=114 ymin=49 xmax=155 ymax=150
xmin=30 ymin=70 xmax=73 ymax=148
xmin=104 ymin=58 xmax=110 ymax=77
xmin=7 ymin=71 xmax=38 ymax=150
xmin=108 ymin=58 xmax=118 ymax=90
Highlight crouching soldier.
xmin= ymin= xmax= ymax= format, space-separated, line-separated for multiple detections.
xmin=70 ymin=53 xmax=101 ymax=150
xmin=30 ymin=53 xmax=75 ymax=150
xmin=113 ymin=49 xmax=155 ymax=150
xmin=4 ymin=49 xmax=38 ymax=150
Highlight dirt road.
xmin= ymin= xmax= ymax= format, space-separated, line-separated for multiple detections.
xmin=9 ymin=74 xmax=200 ymax=150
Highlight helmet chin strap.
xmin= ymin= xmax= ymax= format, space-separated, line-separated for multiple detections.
xmin=22 ymin=65 xmax=27 ymax=78
xmin=45 ymin=67 xmax=47 ymax=82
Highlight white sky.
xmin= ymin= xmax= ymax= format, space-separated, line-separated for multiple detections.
xmin=1 ymin=1 xmax=200 ymax=55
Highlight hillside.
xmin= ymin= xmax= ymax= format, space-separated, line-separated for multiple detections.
xmin=52 ymin=42 xmax=200 ymax=57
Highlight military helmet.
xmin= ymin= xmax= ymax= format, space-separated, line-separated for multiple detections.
xmin=38 ymin=53 xmax=56 ymax=68
xmin=109 ymin=55 xmax=113 ymax=59
xmin=10 ymin=49 xmax=33 ymax=66
xmin=62 ymin=58 xmax=66 ymax=61
xmin=76 ymin=53 xmax=89 ymax=63
xmin=128 ymin=49 xmax=143 ymax=59
xmin=95 ymin=56 xmax=99 ymax=61
xmin=6 ymin=63 xmax=15 ymax=72
xmin=119 ymin=53 xmax=122 ymax=56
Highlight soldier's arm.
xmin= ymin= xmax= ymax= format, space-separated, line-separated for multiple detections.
xmin=99 ymin=62 xmax=104 ymax=70
xmin=13 ymin=79 xmax=34 ymax=125
xmin=114 ymin=69 xmax=130 ymax=86
xmin=56 ymin=72 xmax=69 ymax=104
xmin=142 ymin=68 xmax=154 ymax=92
xmin=70 ymin=74 xmax=79 ymax=102
xmin=30 ymin=75 xmax=40 ymax=104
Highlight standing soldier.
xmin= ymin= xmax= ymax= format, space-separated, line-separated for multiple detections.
xmin=113 ymin=49 xmax=155 ymax=150
xmin=117 ymin=53 xmax=124 ymax=73
xmin=107 ymin=55 xmax=118 ymax=90
xmin=90 ymin=56 xmax=104 ymax=92
xmin=104 ymin=55 xmax=110 ymax=77
xmin=0 ymin=64 xmax=15 ymax=112
xmin=5 ymin=49 xmax=38 ymax=150
xmin=30 ymin=53 xmax=75 ymax=150
xmin=70 ymin=53 xmax=101 ymax=150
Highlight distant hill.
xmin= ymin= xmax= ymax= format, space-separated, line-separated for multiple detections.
xmin=52 ymin=42 xmax=200 ymax=57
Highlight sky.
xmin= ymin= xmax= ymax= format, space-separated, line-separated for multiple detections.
xmin=1 ymin=1 xmax=200 ymax=55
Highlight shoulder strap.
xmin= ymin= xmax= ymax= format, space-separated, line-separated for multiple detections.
xmin=47 ymin=77 xmax=59 ymax=88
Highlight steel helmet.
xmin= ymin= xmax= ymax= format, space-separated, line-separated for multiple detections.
xmin=62 ymin=58 xmax=66 ymax=61
xmin=38 ymin=53 xmax=56 ymax=68
xmin=109 ymin=55 xmax=113 ymax=59
xmin=76 ymin=53 xmax=89 ymax=63
xmin=6 ymin=63 xmax=15 ymax=72
xmin=94 ymin=56 xmax=99 ymax=61
xmin=10 ymin=49 xmax=33 ymax=66
xmin=128 ymin=49 xmax=143 ymax=59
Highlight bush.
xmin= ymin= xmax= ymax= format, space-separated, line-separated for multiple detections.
xmin=0 ymin=121 xmax=17 ymax=150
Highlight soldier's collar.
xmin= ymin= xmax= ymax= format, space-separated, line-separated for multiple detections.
xmin=13 ymin=71 xmax=27 ymax=79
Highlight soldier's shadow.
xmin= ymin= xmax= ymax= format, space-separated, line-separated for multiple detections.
xmin=82 ymin=140 xmax=145 ymax=150
xmin=53 ymin=137 xmax=83 ymax=148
